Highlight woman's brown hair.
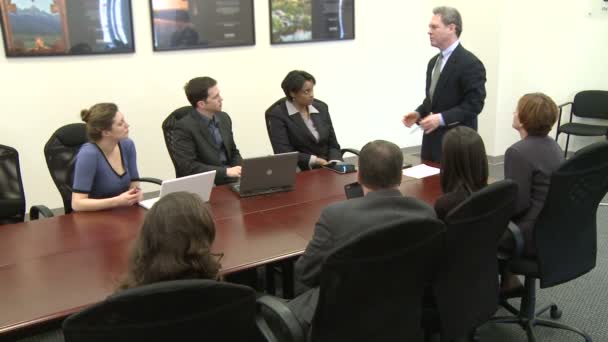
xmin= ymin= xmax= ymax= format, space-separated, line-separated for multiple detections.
xmin=118 ymin=192 xmax=221 ymax=290
xmin=517 ymin=93 xmax=558 ymax=136
xmin=440 ymin=126 xmax=489 ymax=194
xmin=80 ymin=103 xmax=118 ymax=141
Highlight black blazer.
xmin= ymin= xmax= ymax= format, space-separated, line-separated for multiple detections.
xmin=416 ymin=44 xmax=486 ymax=162
xmin=172 ymin=110 xmax=242 ymax=185
xmin=266 ymin=98 xmax=342 ymax=170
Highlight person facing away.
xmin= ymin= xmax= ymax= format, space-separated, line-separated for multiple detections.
xmin=118 ymin=191 xmax=221 ymax=290
xmin=266 ymin=70 xmax=344 ymax=170
xmin=402 ymin=6 xmax=486 ymax=163
xmin=500 ymin=92 xmax=564 ymax=295
xmin=434 ymin=126 xmax=489 ymax=220
xmin=287 ymin=139 xmax=437 ymax=331
xmin=172 ymin=76 xmax=243 ymax=185
xmin=72 ymin=103 xmax=143 ymax=211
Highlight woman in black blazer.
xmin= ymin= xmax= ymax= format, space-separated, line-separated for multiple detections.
xmin=266 ymin=70 xmax=343 ymax=170
xmin=434 ymin=126 xmax=488 ymax=220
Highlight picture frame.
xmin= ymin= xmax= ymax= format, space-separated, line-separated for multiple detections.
xmin=269 ymin=0 xmax=354 ymax=45
xmin=0 ymin=0 xmax=135 ymax=57
xmin=149 ymin=0 xmax=255 ymax=51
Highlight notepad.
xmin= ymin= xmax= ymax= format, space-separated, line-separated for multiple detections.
xmin=403 ymin=164 xmax=440 ymax=179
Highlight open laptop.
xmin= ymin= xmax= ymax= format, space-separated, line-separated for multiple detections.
xmin=230 ymin=152 xmax=298 ymax=197
xmin=138 ymin=170 xmax=216 ymax=210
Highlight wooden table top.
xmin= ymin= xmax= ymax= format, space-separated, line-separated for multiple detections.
xmin=0 ymin=167 xmax=441 ymax=334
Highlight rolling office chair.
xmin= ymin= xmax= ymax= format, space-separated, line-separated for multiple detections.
xmin=424 ymin=180 xmax=517 ymax=341
xmin=63 ymin=279 xmax=274 ymax=342
xmin=0 ymin=144 xmax=53 ymax=224
xmin=556 ymin=90 xmax=608 ymax=158
xmin=264 ymin=98 xmax=360 ymax=162
xmin=492 ymin=140 xmax=608 ymax=342
xmin=258 ymin=217 xmax=446 ymax=342
xmin=162 ymin=106 xmax=192 ymax=178
xmin=44 ymin=123 xmax=161 ymax=214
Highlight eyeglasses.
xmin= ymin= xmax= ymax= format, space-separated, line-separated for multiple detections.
xmin=211 ymin=252 xmax=224 ymax=263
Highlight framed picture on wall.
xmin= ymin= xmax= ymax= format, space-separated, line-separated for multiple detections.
xmin=269 ymin=0 xmax=354 ymax=45
xmin=0 ymin=0 xmax=135 ymax=57
xmin=149 ymin=0 xmax=255 ymax=51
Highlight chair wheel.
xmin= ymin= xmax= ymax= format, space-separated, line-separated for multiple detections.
xmin=550 ymin=305 xmax=562 ymax=319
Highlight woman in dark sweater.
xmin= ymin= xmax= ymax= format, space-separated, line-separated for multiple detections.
xmin=500 ymin=93 xmax=563 ymax=293
xmin=434 ymin=126 xmax=489 ymax=220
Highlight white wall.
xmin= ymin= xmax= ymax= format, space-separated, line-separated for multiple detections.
xmin=1 ymin=1 xmax=606 ymax=210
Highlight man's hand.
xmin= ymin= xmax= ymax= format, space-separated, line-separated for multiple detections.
xmin=316 ymin=158 xmax=329 ymax=166
xmin=402 ymin=112 xmax=420 ymax=128
xmin=419 ymin=113 xmax=442 ymax=133
xmin=227 ymin=166 xmax=242 ymax=178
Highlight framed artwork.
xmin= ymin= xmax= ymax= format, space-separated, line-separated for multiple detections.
xmin=0 ymin=0 xmax=135 ymax=57
xmin=149 ymin=0 xmax=255 ymax=51
xmin=269 ymin=0 xmax=354 ymax=45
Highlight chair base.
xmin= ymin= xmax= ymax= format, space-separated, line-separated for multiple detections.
xmin=492 ymin=276 xmax=592 ymax=341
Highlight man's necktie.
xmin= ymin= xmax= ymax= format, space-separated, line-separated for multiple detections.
xmin=429 ymin=53 xmax=443 ymax=101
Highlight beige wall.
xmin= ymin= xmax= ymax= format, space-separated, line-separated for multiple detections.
xmin=1 ymin=1 xmax=606 ymax=209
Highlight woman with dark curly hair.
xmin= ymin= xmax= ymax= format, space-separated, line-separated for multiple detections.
xmin=118 ymin=191 xmax=221 ymax=290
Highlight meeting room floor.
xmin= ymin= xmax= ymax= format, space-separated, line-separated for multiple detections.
xmin=14 ymin=155 xmax=608 ymax=342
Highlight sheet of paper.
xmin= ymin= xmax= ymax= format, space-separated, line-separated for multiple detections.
xmin=403 ymin=164 xmax=440 ymax=179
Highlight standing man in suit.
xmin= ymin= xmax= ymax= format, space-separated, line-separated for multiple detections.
xmin=402 ymin=6 xmax=486 ymax=163
xmin=173 ymin=77 xmax=243 ymax=185
xmin=287 ymin=140 xmax=436 ymax=331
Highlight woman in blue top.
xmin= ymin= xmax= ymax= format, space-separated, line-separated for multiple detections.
xmin=72 ymin=103 xmax=143 ymax=211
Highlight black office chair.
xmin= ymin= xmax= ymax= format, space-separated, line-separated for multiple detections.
xmin=556 ymin=90 xmax=608 ymax=157
xmin=264 ymin=98 xmax=360 ymax=160
xmin=492 ymin=140 xmax=608 ymax=342
xmin=62 ymin=279 xmax=273 ymax=342
xmin=424 ymin=180 xmax=517 ymax=341
xmin=0 ymin=144 xmax=53 ymax=224
xmin=162 ymin=106 xmax=192 ymax=178
xmin=44 ymin=123 xmax=161 ymax=214
xmin=259 ymin=217 xmax=446 ymax=342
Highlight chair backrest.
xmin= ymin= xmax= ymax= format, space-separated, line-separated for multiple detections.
xmin=43 ymin=123 xmax=87 ymax=214
xmin=162 ymin=106 xmax=192 ymax=178
xmin=62 ymin=279 xmax=265 ymax=342
xmin=310 ymin=217 xmax=445 ymax=342
xmin=264 ymin=98 xmax=329 ymax=154
xmin=535 ymin=140 xmax=608 ymax=288
xmin=436 ymin=180 xmax=517 ymax=340
xmin=572 ymin=90 xmax=608 ymax=120
xmin=0 ymin=144 xmax=26 ymax=224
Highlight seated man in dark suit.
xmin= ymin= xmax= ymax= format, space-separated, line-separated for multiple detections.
xmin=173 ymin=77 xmax=242 ymax=185
xmin=266 ymin=70 xmax=343 ymax=170
xmin=288 ymin=140 xmax=437 ymax=331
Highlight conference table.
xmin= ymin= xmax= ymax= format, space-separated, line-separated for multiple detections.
xmin=0 ymin=165 xmax=442 ymax=336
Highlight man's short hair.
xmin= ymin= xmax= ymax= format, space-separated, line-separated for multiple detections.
xmin=184 ymin=77 xmax=217 ymax=108
xmin=433 ymin=6 xmax=462 ymax=37
xmin=517 ymin=93 xmax=559 ymax=136
xmin=358 ymin=140 xmax=404 ymax=190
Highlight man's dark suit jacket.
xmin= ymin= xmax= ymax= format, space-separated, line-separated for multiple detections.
xmin=416 ymin=43 xmax=486 ymax=162
xmin=288 ymin=189 xmax=437 ymax=325
xmin=172 ymin=110 xmax=242 ymax=185
xmin=266 ymin=98 xmax=342 ymax=170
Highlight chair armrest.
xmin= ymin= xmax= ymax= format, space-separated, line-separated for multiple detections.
xmin=557 ymin=101 xmax=573 ymax=109
xmin=133 ymin=177 xmax=162 ymax=185
xmin=507 ymin=221 xmax=524 ymax=257
xmin=340 ymin=148 xmax=360 ymax=157
xmin=256 ymin=295 xmax=306 ymax=342
xmin=29 ymin=205 xmax=54 ymax=220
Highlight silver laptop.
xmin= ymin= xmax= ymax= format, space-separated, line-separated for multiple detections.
xmin=231 ymin=152 xmax=298 ymax=197
xmin=138 ymin=170 xmax=216 ymax=210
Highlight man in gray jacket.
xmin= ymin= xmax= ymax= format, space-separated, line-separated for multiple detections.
xmin=288 ymin=139 xmax=437 ymax=330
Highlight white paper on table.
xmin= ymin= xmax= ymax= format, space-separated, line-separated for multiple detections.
xmin=402 ymin=164 xmax=440 ymax=179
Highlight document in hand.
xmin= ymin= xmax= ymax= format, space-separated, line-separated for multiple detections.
xmin=402 ymin=164 xmax=440 ymax=179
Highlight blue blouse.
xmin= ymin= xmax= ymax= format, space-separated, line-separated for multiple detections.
xmin=72 ymin=138 xmax=140 ymax=199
